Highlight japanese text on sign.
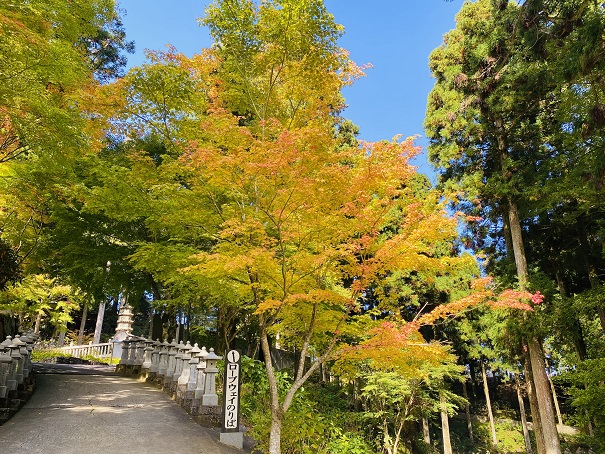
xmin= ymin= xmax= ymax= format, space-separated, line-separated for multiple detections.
xmin=222 ymin=350 xmax=241 ymax=433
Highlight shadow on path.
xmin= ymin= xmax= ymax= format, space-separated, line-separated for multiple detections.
xmin=0 ymin=363 xmax=245 ymax=454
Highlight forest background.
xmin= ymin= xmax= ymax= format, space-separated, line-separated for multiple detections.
xmin=1 ymin=1 xmax=604 ymax=453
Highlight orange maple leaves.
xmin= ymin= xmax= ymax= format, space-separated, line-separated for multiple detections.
xmin=338 ymin=276 xmax=537 ymax=367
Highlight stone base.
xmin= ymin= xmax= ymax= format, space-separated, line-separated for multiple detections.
xmin=176 ymin=384 xmax=187 ymax=406
xmin=191 ymin=404 xmax=221 ymax=427
xmin=169 ymin=381 xmax=179 ymax=398
xmin=146 ymin=371 xmax=157 ymax=383
xmin=201 ymin=394 xmax=218 ymax=406
xmin=182 ymin=389 xmax=195 ymax=413
xmin=154 ymin=375 xmax=165 ymax=389
xmin=0 ymin=373 xmax=35 ymax=426
xmin=139 ymin=368 xmax=150 ymax=381
xmin=220 ymin=432 xmax=244 ymax=450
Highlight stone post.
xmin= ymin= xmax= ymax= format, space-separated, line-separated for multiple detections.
xmin=157 ymin=340 xmax=169 ymax=386
xmin=12 ymin=336 xmax=29 ymax=380
xmin=7 ymin=342 xmax=21 ymax=393
xmin=149 ymin=340 xmax=161 ymax=376
xmin=194 ymin=346 xmax=209 ymax=400
xmin=126 ymin=339 xmax=137 ymax=367
xmin=134 ymin=339 xmax=145 ymax=371
xmin=164 ymin=340 xmax=178 ymax=390
xmin=187 ymin=344 xmax=201 ymax=393
xmin=170 ymin=341 xmax=185 ymax=395
xmin=201 ymin=348 xmax=222 ymax=406
xmin=0 ymin=351 xmax=11 ymax=398
xmin=141 ymin=338 xmax=155 ymax=376
xmin=20 ymin=334 xmax=35 ymax=377
xmin=177 ymin=342 xmax=194 ymax=404
xmin=183 ymin=344 xmax=201 ymax=412
xmin=118 ymin=339 xmax=131 ymax=373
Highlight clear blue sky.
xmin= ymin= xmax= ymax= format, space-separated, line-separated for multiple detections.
xmin=117 ymin=0 xmax=466 ymax=176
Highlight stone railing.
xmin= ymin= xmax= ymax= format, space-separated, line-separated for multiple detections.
xmin=55 ymin=340 xmax=114 ymax=359
xmin=115 ymin=337 xmax=223 ymax=423
xmin=0 ymin=332 xmax=38 ymax=425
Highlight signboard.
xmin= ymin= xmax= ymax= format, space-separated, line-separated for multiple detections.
xmin=221 ymin=349 xmax=241 ymax=433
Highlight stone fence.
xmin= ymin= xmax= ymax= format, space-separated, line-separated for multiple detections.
xmin=115 ymin=337 xmax=223 ymax=424
xmin=0 ymin=333 xmax=38 ymax=424
xmin=55 ymin=340 xmax=114 ymax=359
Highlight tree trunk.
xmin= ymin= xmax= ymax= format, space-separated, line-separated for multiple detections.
xmin=268 ymin=412 xmax=283 ymax=454
xmin=525 ymin=351 xmax=545 ymax=454
xmin=481 ymin=360 xmax=498 ymax=446
xmin=93 ymin=300 xmax=106 ymax=344
xmin=462 ymin=378 xmax=474 ymax=442
xmin=78 ymin=302 xmax=88 ymax=345
xmin=516 ymin=373 xmax=534 ymax=454
xmin=507 ymin=198 xmax=561 ymax=454
xmin=528 ymin=338 xmax=561 ymax=454
xmin=507 ymin=198 xmax=529 ymax=289
xmin=545 ymin=359 xmax=563 ymax=426
xmin=34 ymin=312 xmax=42 ymax=334
xmin=259 ymin=321 xmax=283 ymax=454
xmin=440 ymin=392 xmax=453 ymax=454
xmin=58 ymin=328 xmax=66 ymax=347
xmin=468 ymin=360 xmax=478 ymax=397
xmin=423 ymin=416 xmax=431 ymax=445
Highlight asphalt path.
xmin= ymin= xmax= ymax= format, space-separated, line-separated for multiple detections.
xmin=0 ymin=363 xmax=245 ymax=454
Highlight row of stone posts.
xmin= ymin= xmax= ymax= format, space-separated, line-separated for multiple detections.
xmin=116 ymin=337 xmax=223 ymax=422
xmin=0 ymin=333 xmax=38 ymax=424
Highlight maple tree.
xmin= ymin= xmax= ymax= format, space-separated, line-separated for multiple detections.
xmin=71 ymin=2 xmax=543 ymax=450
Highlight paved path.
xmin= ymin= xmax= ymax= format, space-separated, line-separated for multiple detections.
xmin=0 ymin=363 xmax=245 ymax=454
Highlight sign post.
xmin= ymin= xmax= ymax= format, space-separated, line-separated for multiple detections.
xmin=220 ymin=349 xmax=243 ymax=449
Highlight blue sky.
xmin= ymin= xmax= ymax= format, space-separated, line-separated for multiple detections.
xmin=117 ymin=0 xmax=466 ymax=176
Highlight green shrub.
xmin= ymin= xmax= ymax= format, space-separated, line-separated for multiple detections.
xmin=238 ymin=356 xmax=373 ymax=454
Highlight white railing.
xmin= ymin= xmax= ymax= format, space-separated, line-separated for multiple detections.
xmin=55 ymin=341 xmax=114 ymax=358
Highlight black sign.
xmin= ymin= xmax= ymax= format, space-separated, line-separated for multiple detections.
xmin=221 ymin=349 xmax=241 ymax=433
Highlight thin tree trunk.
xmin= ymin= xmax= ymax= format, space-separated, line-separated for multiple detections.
xmin=34 ymin=312 xmax=42 ymax=334
xmin=515 ymin=373 xmax=533 ymax=454
xmin=440 ymin=392 xmax=453 ymax=454
xmin=259 ymin=319 xmax=283 ymax=454
xmin=525 ymin=351 xmax=545 ymax=454
xmin=423 ymin=416 xmax=431 ymax=445
xmin=545 ymin=359 xmax=563 ymax=426
xmin=93 ymin=300 xmax=106 ymax=344
xmin=462 ymin=378 xmax=474 ymax=442
xmin=78 ymin=302 xmax=88 ymax=345
xmin=469 ymin=361 xmax=478 ymax=397
xmin=58 ymin=328 xmax=66 ymax=347
xmin=508 ymin=198 xmax=561 ymax=454
xmin=481 ymin=360 xmax=498 ymax=446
